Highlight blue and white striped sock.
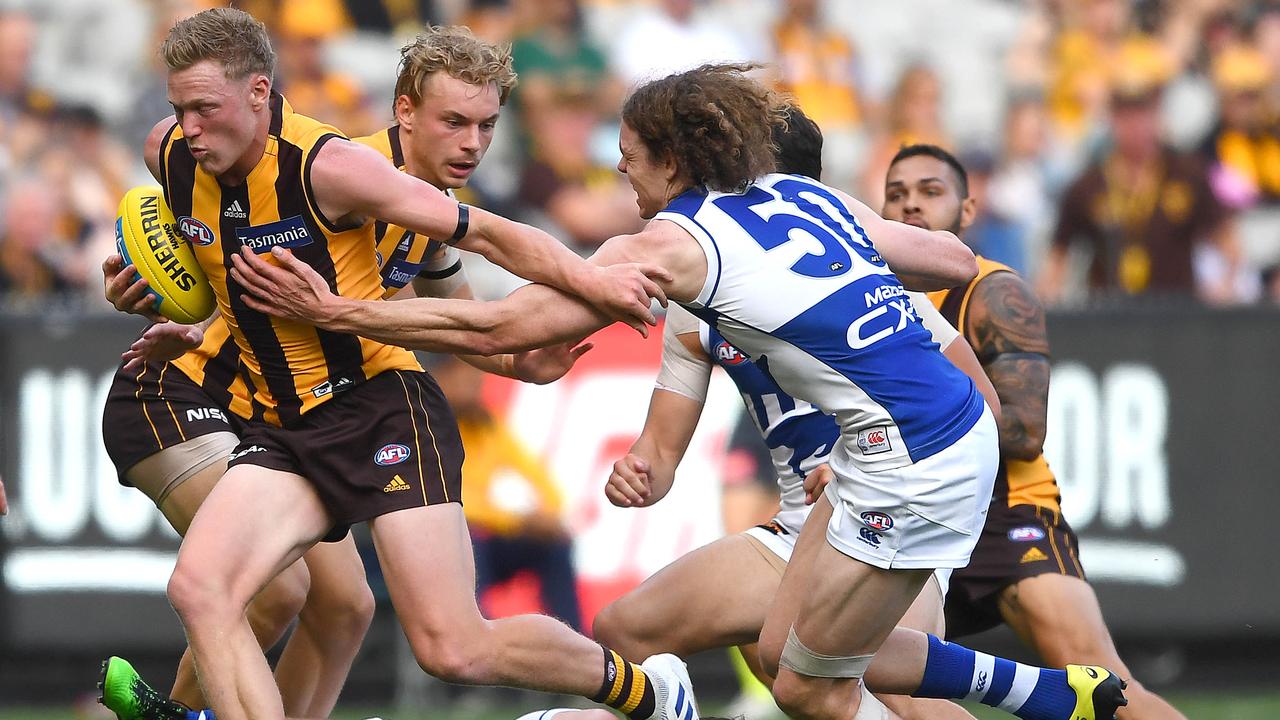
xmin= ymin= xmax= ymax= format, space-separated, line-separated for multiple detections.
xmin=186 ymin=709 xmax=216 ymax=720
xmin=914 ymin=634 xmax=1077 ymax=720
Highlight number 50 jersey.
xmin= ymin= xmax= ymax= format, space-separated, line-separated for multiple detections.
xmin=657 ymin=173 xmax=983 ymax=474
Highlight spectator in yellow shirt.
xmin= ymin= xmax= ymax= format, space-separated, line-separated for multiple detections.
xmin=770 ymin=0 xmax=865 ymax=192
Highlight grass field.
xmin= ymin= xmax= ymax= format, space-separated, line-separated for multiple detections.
xmin=4 ymin=694 xmax=1280 ymax=720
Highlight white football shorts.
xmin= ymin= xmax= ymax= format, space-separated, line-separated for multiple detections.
xmin=824 ymin=405 xmax=998 ymax=571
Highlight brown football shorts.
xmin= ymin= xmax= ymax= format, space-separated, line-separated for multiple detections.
xmin=944 ymin=502 xmax=1087 ymax=638
xmin=228 ymin=369 xmax=464 ymax=542
xmin=103 ymin=358 xmax=241 ymax=484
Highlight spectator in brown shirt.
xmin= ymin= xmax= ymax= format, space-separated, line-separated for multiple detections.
xmin=516 ymin=89 xmax=643 ymax=253
xmin=1040 ymin=45 xmax=1242 ymax=303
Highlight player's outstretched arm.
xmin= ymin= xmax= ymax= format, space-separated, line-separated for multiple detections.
xmin=230 ymin=245 xmax=556 ymax=354
xmin=308 ymin=138 xmax=668 ymax=334
xmin=234 ymin=225 xmax=699 ymax=354
xmin=607 ymin=311 xmax=711 ymax=508
xmin=834 ymin=188 xmax=977 ymax=290
xmin=409 ymin=266 xmax=592 ymax=384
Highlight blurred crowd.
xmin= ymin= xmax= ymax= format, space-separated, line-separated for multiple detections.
xmin=4 ymin=0 xmax=1280 ymax=311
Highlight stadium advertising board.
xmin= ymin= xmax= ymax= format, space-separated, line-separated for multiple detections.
xmin=0 ymin=313 xmax=182 ymax=650
xmin=1041 ymin=307 xmax=1280 ymax=637
xmin=0 ymin=307 xmax=1278 ymax=658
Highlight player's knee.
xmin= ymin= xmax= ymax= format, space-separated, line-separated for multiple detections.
xmin=592 ymin=596 xmax=669 ymax=658
xmin=168 ymin=560 xmax=233 ymax=625
xmin=303 ymin=580 xmax=376 ymax=641
xmin=413 ymin=641 xmax=489 ymax=685
xmin=339 ymin=582 xmax=377 ymax=635
xmin=248 ymin=565 xmax=311 ymax=639
xmin=406 ymin=622 xmax=494 ymax=685
xmin=591 ymin=601 xmax=631 ymax=650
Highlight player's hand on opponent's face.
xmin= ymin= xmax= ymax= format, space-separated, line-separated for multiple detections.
xmin=231 ymin=246 xmax=334 ymax=324
xmin=121 ymin=322 xmax=205 ymax=373
xmin=512 ymin=340 xmax=595 ymax=385
xmin=803 ymin=463 xmax=834 ymax=505
xmin=102 ymin=254 xmax=167 ymax=323
xmin=582 ymin=263 xmax=672 ymax=338
xmin=606 ymin=453 xmax=653 ymax=507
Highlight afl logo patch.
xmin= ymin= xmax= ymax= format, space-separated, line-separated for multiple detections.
xmin=1008 ymin=526 xmax=1046 ymax=542
xmin=714 ymin=341 xmax=747 ymax=366
xmin=374 ymin=443 xmax=411 ymax=466
xmin=178 ymin=216 xmax=215 ymax=246
xmin=860 ymin=511 xmax=894 ymax=531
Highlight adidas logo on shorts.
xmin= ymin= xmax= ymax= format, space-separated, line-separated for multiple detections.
xmin=383 ymin=475 xmax=412 ymax=493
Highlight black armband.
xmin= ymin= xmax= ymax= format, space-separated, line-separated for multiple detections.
xmin=448 ymin=203 xmax=470 ymax=245
xmin=418 ymin=259 xmax=464 ymax=280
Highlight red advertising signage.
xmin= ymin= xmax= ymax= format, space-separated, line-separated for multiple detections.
xmin=478 ymin=321 xmax=743 ymax=624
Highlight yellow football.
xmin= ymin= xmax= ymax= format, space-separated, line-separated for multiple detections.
xmin=115 ymin=186 xmax=215 ymax=324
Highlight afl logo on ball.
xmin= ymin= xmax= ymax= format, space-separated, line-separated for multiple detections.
xmin=374 ymin=444 xmax=411 ymax=466
xmin=178 ymin=216 xmax=215 ymax=246
xmin=860 ymin=511 xmax=894 ymax=532
xmin=714 ymin=341 xmax=747 ymax=365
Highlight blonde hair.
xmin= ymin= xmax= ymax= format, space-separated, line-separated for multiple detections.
xmin=161 ymin=7 xmax=275 ymax=80
xmin=394 ymin=25 xmax=518 ymax=113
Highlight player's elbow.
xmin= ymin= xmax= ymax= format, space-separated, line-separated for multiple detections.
xmin=937 ymin=231 xmax=978 ymax=284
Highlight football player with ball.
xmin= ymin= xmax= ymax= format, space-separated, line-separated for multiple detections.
xmin=100 ymin=15 xmax=676 ymax=720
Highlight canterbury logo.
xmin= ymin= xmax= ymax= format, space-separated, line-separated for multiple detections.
xmin=383 ymin=475 xmax=412 ymax=493
xmin=976 ymin=671 xmax=987 ymax=692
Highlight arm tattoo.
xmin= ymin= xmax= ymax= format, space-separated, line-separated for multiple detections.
xmin=967 ymin=273 xmax=1051 ymax=461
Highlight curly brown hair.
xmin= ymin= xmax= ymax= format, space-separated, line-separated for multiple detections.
xmin=394 ymin=25 xmax=518 ymax=114
xmin=161 ymin=8 xmax=275 ymax=80
xmin=622 ymin=64 xmax=785 ymax=193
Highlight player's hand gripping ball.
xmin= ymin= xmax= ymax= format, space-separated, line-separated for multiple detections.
xmin=115 ymin=186 xmax=215 ymax=324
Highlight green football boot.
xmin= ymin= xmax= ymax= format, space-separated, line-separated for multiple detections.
xmin=98 ymin=656 xmax=190 ymax=720
xmin=1066 ymin=664 xmax=1129 ymax=720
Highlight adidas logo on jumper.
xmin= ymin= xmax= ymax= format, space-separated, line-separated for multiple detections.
xmin=224 ymin=200 xmax=247 ymax=219
xmin=383 ymin=475 xmax=412 ymax=493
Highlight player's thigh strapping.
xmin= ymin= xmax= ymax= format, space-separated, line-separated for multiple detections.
xmin=102 ymin=358 xmax=240 ymax=506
